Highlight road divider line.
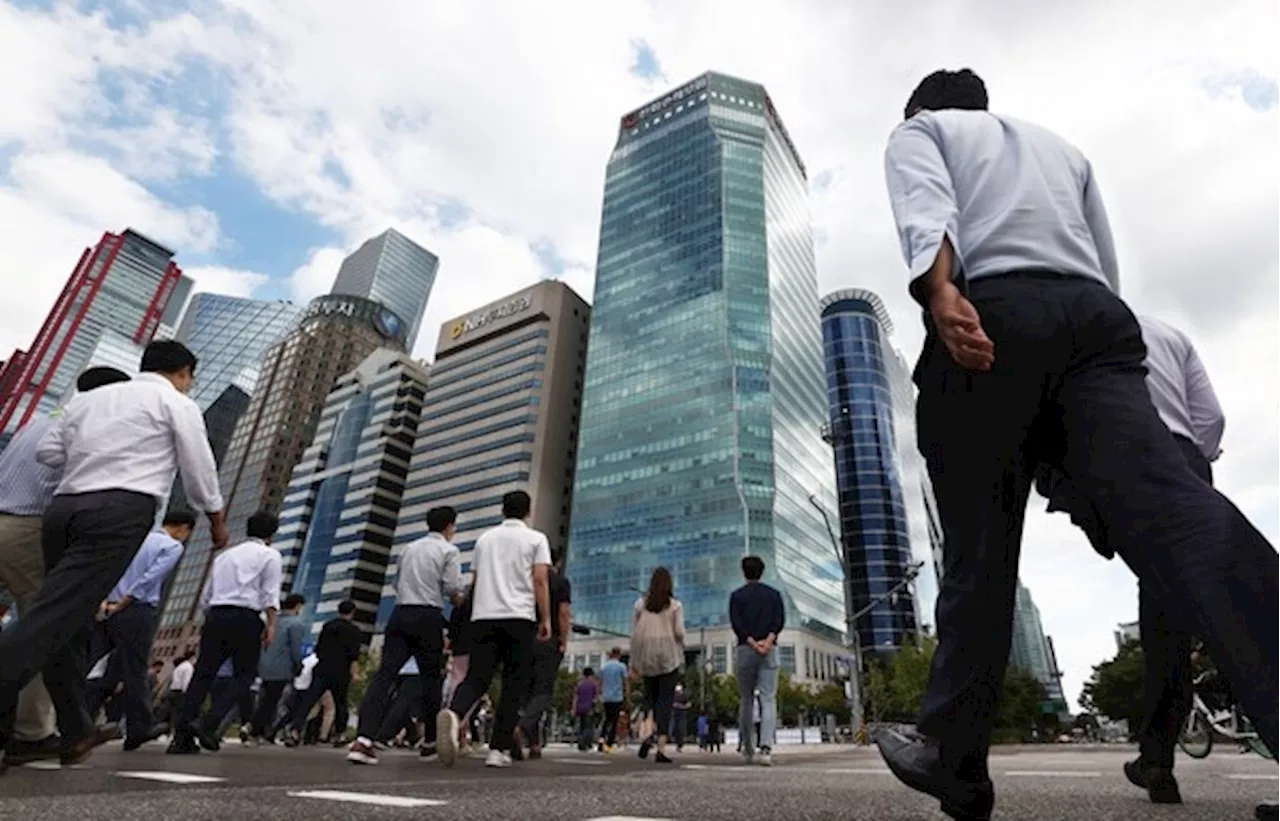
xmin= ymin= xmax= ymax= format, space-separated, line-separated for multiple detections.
xmin=1226 ymin=774 xmax=1279 ymax=781
xmin=1004 ymin=771 xmax=1101 ymax=778
xmin=584 ymin=817 xmax=678 ymax=821
xmin=559 ymin=759 xmax=609 ymax=766
xmin=115 ymin=771 xmax=227 ymax=784
xmin=288 ymin=790 xmax=447 ymax=807
xmin=823 ymin=767 xmax=891 ymax=774
xmin=21 ymin=761 xmax=90 ymax=771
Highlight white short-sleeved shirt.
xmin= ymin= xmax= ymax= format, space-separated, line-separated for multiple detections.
xmin=470 ymin=519 xmax=552 ymax=623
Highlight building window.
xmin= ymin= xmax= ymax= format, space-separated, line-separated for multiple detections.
xmin=712 ymin=644 xmax=727 ymax=675
xmin=779 ymin=645 xmax=796 ymax=674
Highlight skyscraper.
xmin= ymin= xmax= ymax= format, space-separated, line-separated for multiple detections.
xmin=275 ymin=348 xmax=428 ymax=640
xmin=153 ymin=294 xmax=411 ymax=659
xmin=0 ymin=229 xmax=192 ymax=438
xmin=1010 ymin=579 xmax=1062 ymax=710
xmin=566 ymin=72 xmax=845 ymax=682
xmin=383 ymin=281 xmax=589 ymax=627
xmin=331 ymin=228 xmax=439 ymax=351
xmin=173 ymin=293 xmax=301 ymax=410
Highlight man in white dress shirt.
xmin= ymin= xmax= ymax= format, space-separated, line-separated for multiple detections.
xmin=0 ymin=341 xmax=226 ymax=772
xmin=169 ymin=511 xmax=282 ymax=755
xmin=873 ymin=69 xmax=1276 ymax=821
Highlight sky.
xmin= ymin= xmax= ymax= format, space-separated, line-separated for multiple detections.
xmin=0 ymin=0 xmax=1275 ymax=709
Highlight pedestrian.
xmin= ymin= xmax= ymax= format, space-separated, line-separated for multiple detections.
xmin=0 ymin=340 xmax=228 ymax=773
xmin=597 ymin=647 xmax=628 ymax=752
xmin=88 ymin=510 xmax=195 ymax=751
xmin=247 ymin=593 xmax=306 ymax=744
xmin=571 ymin=667 xmax=600 ymax=751
xmin=707 ymin=713 xmax=722 ymax=753
xmin=169 ymin=511 xmax=282 ymax=755
xmin=273 ymin=651 xmax=318 ymax=740
xmin=285 ymin=599 xmax=363 ymax=747
xmin=435 ymin=490 xmax=552 ymax=769
xmin=375 ymin=657 xmax=424 ymax=747
xmin=0 ymin=366 xmax=132 ymax=767
xmin=1035 ymin=315 xmax=1233 ymax=805
xmin=696 ymin=713 xmax=709 ymax=751
xmin=513 ymin=545 xmax=572 ymax=760
xmin=671 ymin=684 xmax=691 ymax=751
xmin=160 ymin=650 xmax=196 ymax=732
xmin=348 ymin=506 xmax=465 ymax=765
xmin=729 ymin=555 xmax=783 ymax=767
xmin=630 ymin=566 xmax=685 ymax=764
xmin=875 ymin=68 xmax=1278 ymax=821
xmin=442 ymin=587 xmax=474 ymax=753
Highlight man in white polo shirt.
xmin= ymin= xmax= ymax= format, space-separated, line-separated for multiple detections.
xmin=435 ymin=490 xmax=551 ymax=769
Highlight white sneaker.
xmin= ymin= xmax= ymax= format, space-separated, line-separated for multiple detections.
xmin=435 ymin=710 xmax=460 ymax=767
xmin=484 ymin=749 xmax=512 ymax=768
xmin=755 ymin=749 xmax=773 ymax=767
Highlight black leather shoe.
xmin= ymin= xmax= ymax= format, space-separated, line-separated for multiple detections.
xmin=1257 ymin=803 xmax=1278 ymax=821
xmin=189 ymin=722 xmax=221 ymax=752
xmin=876 ymin=728 xmax=995 ymax=821
xmin=1123 ymin=758 xmax=1182 ymax=803
xmin=4 ymin=735 xmax=62 ymax=765
xmin=166 ymin=730 xmax=201 ymax=755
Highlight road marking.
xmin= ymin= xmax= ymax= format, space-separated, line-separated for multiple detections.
xmin=585 ymin=817 xmax=677 ymax=821
xmin=681 ymin=763 xmax=754 ymax=771
xmin=288 ymin=790 xmax=447 ymax=808
xmin=823 ymin=767 xmax=892 ymax=774
xmin=559 ymin=759 xmax=609 ymax=766
xmin=1226 ymin=774 xmax=1279 ymax=780
xmin=115 ymin=771 xmax=228 ymax=784
xmin=1004 ymin=771 xmax=1101 ymax=778
xmin=20 ymin=761 xmax=90 ymax=770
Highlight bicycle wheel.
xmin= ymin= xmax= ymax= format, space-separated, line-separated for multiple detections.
xmin=1178 ymin=711 xmax=1213 ymax=759
xmin=1245 ymin=736 xmax=1275 ymax=760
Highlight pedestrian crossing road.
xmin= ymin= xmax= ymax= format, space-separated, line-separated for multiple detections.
xmin=0 ymin=742 xmax=1274 ymax=820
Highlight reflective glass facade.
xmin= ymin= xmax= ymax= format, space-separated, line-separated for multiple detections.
xmin=174 ymin=294 xmax=301 ymax=411
xmin=331 ymin=228 xmax=438 ymax=351
xmin=1011 ymin=580 xmax=1059 ymax=697
xmin=275 ymin=350 xmax=427 ymax=639
xmin=56 ymin=329 xmax=144 ymax=405
xmin=568 ymin=73 xmax=843 ymax=640
xmin=820 ymin=289 xmax=917 ymax=655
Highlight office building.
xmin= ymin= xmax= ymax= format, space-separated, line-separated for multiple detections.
xmin=153 ymin=294 xmax=410 ymax=658
xmin=1010 ymin=579 xmax=1066 ymax=712
xmin=331 ymin=228 xmax=438 ymax=351
xmin=0 ymin=229 xmax=191 ymax=439
xmin=274 ymin=349 xmax=427 ymax=640
xmin=565 ymin=72 xmax=845 ymax=684
xmin=382 ymin=281 xmax=589 ymax=627
xmin=173 ymin=293 xmax=302 ymax=410
xmin=55 ymin=329 xmax=145 ymax=406
xmin=1115 ymin=620 xmax=1141 ymax=649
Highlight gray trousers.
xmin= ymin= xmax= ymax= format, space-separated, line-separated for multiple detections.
xmin=0 ymin=490 xmax=155 ymax=743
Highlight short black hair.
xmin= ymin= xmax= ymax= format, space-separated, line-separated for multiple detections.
xmin=283 ymin=593 xmax=305 ymax=610
xmin=162 ymin=510 xmax=198 ymax=529
xmin=246 ymin=511 xmax=279 ymax=540
xmin=501 ymin=490 xmax=532 ymax=520
xmin=77 ymin=366 xmax=130 ymax=393
xmin=426 ymin=506 xmax=457 ymax=533
xmin=337 ymin=600 xmax=357 ymax=616
xmin=904 ymin=69 xmax=989 ymax=119
xmin=742 ymin=556 xmax=765 ymax=581
xmin=140 ymin=340 xmax=199 ymax=376
xmin=583 ymin=667 xmax=594 ymax=677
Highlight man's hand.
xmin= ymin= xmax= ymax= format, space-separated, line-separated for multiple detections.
xmin=558 ymin=635 xmax=568 ymax=654
xmin=929 ymin=280 xmax=994 ymax=371
xmin=263 ymin=623 xmax=276 ymax=649
xmin=537 ymin=619 xmax=552 ymax=642
xmin=210 ymin=513 xmax=230 ymax=549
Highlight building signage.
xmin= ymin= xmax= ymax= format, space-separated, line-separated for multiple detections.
xmin=302 ymin=295 xmax=408 ymax=345
xmin=450 ymin=295 xmax=532 ymax=340
xmin=304 ymin=297 xmax=359 ymax=320
xmin=621 ymin=76 xmax=708 ymax=127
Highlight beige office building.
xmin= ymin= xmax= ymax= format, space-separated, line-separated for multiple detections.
xmin=388 ymin=280 xmax=590 ymax=593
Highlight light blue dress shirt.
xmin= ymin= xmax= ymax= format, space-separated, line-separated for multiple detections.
xmin=109 ymin=530 xmax=185 ymax=607
xmin=884 ymin=109 xmax=1120 ymax=296
xmin=0 ymin=415 xmax=61 ymax=516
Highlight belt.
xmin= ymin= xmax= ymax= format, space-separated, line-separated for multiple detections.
xmin=210 ymin=604 xmax=260 ymax=613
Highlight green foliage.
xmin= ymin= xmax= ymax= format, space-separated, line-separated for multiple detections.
xmin=995 ymin=666 xmax=1050 ymax=739
xmin=1078 ymin=638 xmax=1145 ymax=727
xmin=348 ymin=649 xmax=377 ymax=710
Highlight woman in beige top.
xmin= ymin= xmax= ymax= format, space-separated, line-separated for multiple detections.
xmin=629 ymin=566 xmax=685 ymax=764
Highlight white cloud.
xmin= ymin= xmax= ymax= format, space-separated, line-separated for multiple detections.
xmin=0 ymin=0 xmax=1274 ymax=711
xmin=184 ymin=265 xmax=269 ymax=298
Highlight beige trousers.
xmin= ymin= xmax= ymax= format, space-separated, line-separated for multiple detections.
xmin=0 ymin=513 xmax=58 ymax=741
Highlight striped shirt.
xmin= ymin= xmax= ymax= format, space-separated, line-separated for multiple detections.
xmin=0 ymin=415 xmax=61 ymax=516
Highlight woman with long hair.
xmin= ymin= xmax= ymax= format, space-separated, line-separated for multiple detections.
xmin=629 ymin=566 xmax=685 ymax=763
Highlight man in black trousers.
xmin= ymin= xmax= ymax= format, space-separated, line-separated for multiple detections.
xmin=286 ymin=599 xmax=363 ymax=747
xmin=875 ymin=69 xmax=1277 ymax=821
xmin=0 ymin=341 xmax=227 ymax=772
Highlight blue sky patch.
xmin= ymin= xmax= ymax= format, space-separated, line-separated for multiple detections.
xmin=629 ymin=39 xmax=663 ymax=81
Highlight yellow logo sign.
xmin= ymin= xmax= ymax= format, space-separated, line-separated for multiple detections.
xmin=450 ymin=322 xmax=465 ymax=340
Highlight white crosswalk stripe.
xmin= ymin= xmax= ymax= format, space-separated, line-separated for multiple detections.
xmin=115 ymin=771 xmax=227 ymax=784
xmin=288 ymin=790 xmax=447 ymax=807
xmin=1004 ymin=771 xmax=1101 ymax=778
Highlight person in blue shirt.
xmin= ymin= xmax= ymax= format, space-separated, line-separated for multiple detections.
xmin=87 ymin=510 xmax=196 ymax=750
xmin=597 ymin=647 xmax=628 ymax=751
xmin=246 ymin=593 xmax=306 ymax=744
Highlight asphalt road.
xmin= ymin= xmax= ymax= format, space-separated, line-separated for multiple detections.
xmin=0 ymin=740 xmax=1274 ymax=820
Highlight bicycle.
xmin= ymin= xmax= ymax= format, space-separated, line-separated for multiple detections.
xmin=1178 ymin=672 xmax=1274 ymax=760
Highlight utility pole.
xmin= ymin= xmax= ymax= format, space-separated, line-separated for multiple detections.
xmin=808 ymin=493 xmax=863 ymax=733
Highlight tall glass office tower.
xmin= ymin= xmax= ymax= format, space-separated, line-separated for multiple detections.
xmin=331 ymin=228 xmax=438 ymax=351
xmin=568 ymin=72 xmax=844 ymax=653
xmin=173 ymin=294 xmax=301 ymax=411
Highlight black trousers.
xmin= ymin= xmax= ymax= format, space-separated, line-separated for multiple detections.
xmin=643 ymin=670 xmax=678 ymax=741
xmin=0 ymin=490 xmax=155 ymax=744
xmin=355 ymin=604 xmax=444 ymax=743
xmin=250 ymin=679 xmax=289 ymax=737
xmin=377 ymin=676 xmax=423 ymax=742
xmin=916 ymin=273 xmax=1277 ymax=773
xmin=86 ymin=603 xmax=158 ymax=743
xmin=290 ymin=666 xmax=350 ymax=735
xmin=448 ymin=619 xmax=535 ymax=753
xmin=516 ymin=638 xmax=563 ymax=745
xmin=602 ymin=701 xmax=623 ymax=746
xmin=179 ymin=606 xmax=262 ymax=733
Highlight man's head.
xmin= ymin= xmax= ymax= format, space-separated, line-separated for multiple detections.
xmin=426 ymin=506 xmax=458 ymax=541
xmin=150 ymin=660 xmax=163 ymax=672
xmin=501 ymin=490 xmax=532 ymax=521
xmin=76 ymin=366 xmax=131 ymax=394
xmin=904 ymin=69 xmax=989 ymax=120
xmin=337 ymin=599 xmax=357 ymax=620
xmin=741 ymin=555 xmax=765 ymax=582
xmin=140 ymin=340 xmax=199 ymax=394
xmin=246 ymin=511 xmax=280 ymax=543
xmin=283 ymin=593 xmax=305 ymax=614
xmin=550 ymin=544 xmax=565 ymax=571
xmin=162 ymin=510 xmax=198 ymax=543
xmin=582 ymin=667 xmax=594 ymax=678
xmin=609 ymin=647 xmax=622 ymax=660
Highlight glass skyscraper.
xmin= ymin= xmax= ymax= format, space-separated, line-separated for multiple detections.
xmin=331 ymin=228 xmax=438 ymax=351
xmin=568 ymin=72 xmax=844 ymax=651
xmin=820 ymin=289 xmax=919 ymax=656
